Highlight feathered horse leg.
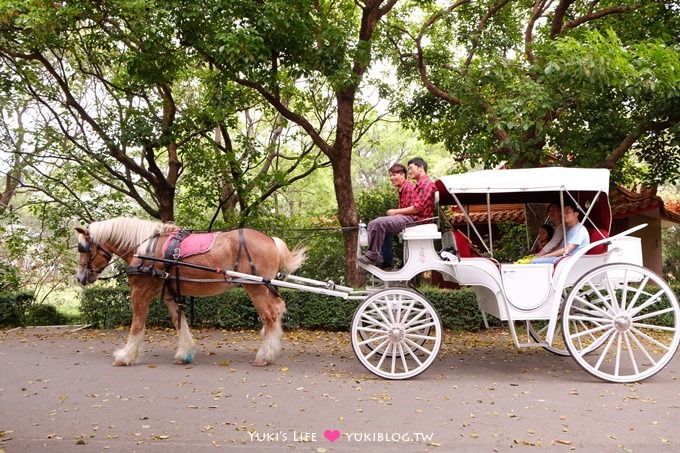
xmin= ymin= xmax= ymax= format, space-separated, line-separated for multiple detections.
xmin=245 ymin=284 xmax=286 ymax=366
xmin=113 ymin=281 xmax=157 ymax=366
xmin=163 ymin=295 xmax=196 ymax=364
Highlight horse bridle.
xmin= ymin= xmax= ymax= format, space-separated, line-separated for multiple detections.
xmin=78 ymin=235 xmax=114 ymax=277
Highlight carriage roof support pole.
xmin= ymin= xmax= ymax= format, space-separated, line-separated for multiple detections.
xmin=558 ymin=189 xmax=568 ymax=256
xmin=525 ymin=203 xmax=547 ymax=251
xmin=562 ymin=188 xmax=605 ymax=237
xmin=450 ymin=192 xmax=492 ymax=255
xmin=569 ymin=189 xmax=605 ymax=235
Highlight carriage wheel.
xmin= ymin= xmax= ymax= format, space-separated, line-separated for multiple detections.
xmin=527 ymin=289 xmax=570 ymax=356
xmin=562 ymin=263 xmax=680 ymax=383
xmin=351 ymin=288 xmax=442 ymax=379
xmin=527 ymin=320 xmax=569 ymax=356
xmin=357 ymin=302 xmax=434 ymax=356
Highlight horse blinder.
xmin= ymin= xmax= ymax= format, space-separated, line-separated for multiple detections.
xmin=78 ymin=235 xmax=113 ymax=277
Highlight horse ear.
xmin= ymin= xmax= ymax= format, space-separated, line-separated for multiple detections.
xmin=75 ymin=227 xmax=88 ymax=235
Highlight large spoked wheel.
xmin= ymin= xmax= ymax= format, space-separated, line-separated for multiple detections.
xmin=527 ymin=289 xmax=570 ymax=356
xmin=357 ymin=304 xmax=434 ymax=356
xmin=562 ymin=263 xmax=680 ymax=383
xmin=351 ymin=288 xmax=442 ymax=379
xmin=527 ymin=319 xmax=569 ymax=356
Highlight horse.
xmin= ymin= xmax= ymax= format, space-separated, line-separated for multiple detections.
xmin=75 ymin=216 xmax=306 ymax=367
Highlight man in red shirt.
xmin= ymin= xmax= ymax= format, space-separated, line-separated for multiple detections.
xmin=380 ymin=162 xmax=415 ymax=267
xmin=359 ymin=157 xmax=437 ymax=267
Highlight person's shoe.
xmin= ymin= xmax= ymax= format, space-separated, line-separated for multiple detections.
xmin=357 ymin=254 xmax=383 ymax=267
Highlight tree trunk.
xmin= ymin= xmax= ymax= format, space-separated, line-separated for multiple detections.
xmin=0 ymin=158 xmax=22 ymax=212
xmin=331 ymin=152 xmax=361 ymax=286
xmin=334 ymin=91 xmax=362 ymax=286
xmin=156 ymin=185 xmax=175 ymax=223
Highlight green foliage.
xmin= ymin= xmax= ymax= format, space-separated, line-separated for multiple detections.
xmin=493 ymin=222 xmax=529 ymax=263
xmin=79 ymin=287 xmax=133 ymax=329
xmin=389 ymin=2 xmax=680 ymax=186
xmin=355 ymin=185 xmax=397 ymax=224
xmin=78 ymin=285 xmax=487 ymax=332
xmin=0 ymin=291 xmax=33 ymax=327
xmin=24 ymin=304 xmax=70 ymax=326
xmin=293 ymin=224 xmax=346 ymax=285
xmin=0 ymin=263 xmax=20 ymax=292
xmin=423 ymin=287 xmax=491 ymax=332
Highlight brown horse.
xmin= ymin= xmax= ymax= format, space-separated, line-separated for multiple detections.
xmin=75 ymin=217 xmax=305 ymax=367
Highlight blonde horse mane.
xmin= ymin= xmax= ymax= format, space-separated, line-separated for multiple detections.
xmin=88 ymin=217 xmax=177 ymax=254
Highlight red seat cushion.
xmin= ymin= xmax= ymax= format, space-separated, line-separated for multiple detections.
xmin=453 ymin=230 xmax=482 ymax=258
xmin=587 ymin=227 xmax=609 ymax=255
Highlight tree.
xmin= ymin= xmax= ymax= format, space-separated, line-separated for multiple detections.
xmin=0 ymin=1 xmax=328 ymax=226
xmin=387 ymin=0 xmax=680 ymax=184
xmin=171 ymin=0 xmax=399 ymax=285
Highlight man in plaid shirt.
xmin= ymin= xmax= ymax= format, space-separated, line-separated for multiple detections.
xmin=359 ymin=157 xmax=436 ymax=268
xmin=379 ymin=162 xmax=415 ymax=268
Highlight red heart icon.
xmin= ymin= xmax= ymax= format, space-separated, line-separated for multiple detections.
xmin=323 ymin=429 xmax=341 ymax=442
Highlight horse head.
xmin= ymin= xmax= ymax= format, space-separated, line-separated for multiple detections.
xmin=75 ymin=226 xmax=114 ymax=286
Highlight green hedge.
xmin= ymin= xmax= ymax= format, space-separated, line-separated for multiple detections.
xmin=24 ymin=304 xmax=70 ymax=326
xmin=78 ymin=284 xmax=680 ymax=332
xmin=0 ymin=291 xmax=33 ymax=327
xmin=79 ymin=285 xmax=487 ymax=331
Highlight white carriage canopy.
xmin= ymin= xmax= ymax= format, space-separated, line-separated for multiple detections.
xmin=435 ymin=167 xmax=612 ymax=236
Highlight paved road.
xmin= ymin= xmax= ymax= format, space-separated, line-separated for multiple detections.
xmin=1 ymin=326 xmax=679 ymax=452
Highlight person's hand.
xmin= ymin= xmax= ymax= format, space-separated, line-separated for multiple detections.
xmin=386 ymin=209 xmax=397 ymax=216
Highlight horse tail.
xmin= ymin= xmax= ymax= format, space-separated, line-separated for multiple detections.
xmin=272 ymin=237 xmax=306 ymax=274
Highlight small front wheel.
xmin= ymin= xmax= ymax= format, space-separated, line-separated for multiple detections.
xmin=562 ymin=264 xmax=680 ymax=383
xmin=351 ymin=288 xmax=442 ymax=379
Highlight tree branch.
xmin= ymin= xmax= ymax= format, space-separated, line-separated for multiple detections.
xmin=465 ymin=0 xmax=513 ymax=68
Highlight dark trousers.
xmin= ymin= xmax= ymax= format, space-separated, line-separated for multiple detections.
xmin=365 ymin=215 xmax=412 ymax=263
xmin=381 ymin=233 xmax=393 ymax=266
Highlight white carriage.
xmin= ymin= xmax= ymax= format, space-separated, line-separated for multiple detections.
xmin=352 ymin=167 xmax=680 ymax=383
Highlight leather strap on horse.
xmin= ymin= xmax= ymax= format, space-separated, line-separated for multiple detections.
xmin=164 ymin=229 xmax=192 ymax=261
xmin=234 ymin=228 xmax=281 ymax=297
xmin=163 ymin=229 xmax=192 ymax=323
xmin=234 ymin=228 xmax=257 ymax=274
xmin=125 ymin=231 xmax=161 ymax=275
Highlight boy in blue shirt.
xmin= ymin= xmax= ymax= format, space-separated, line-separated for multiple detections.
xmin=532 ymin=201 xmax=589 ymax=264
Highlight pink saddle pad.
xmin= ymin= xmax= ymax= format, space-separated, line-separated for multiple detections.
xmin=162 ymin=231 xmax=218 ymax=258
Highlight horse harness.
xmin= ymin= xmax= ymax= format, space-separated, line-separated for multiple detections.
xmin=78 ymin=236 xmax=114 ymax=278
xmin=127 ymin=228 xmax=281 ymax=316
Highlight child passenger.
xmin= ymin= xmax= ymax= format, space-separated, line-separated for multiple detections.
xmin=532 ymin=224 xmax=554 ymax=254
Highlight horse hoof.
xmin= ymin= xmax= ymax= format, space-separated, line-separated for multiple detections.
xmin=251 ymin=359 xmax=268 ymax=367
xmin=113 ymin=359 xmax=130 ymax=366
xmin=175 ymin=351 xmax=194 ymax=365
